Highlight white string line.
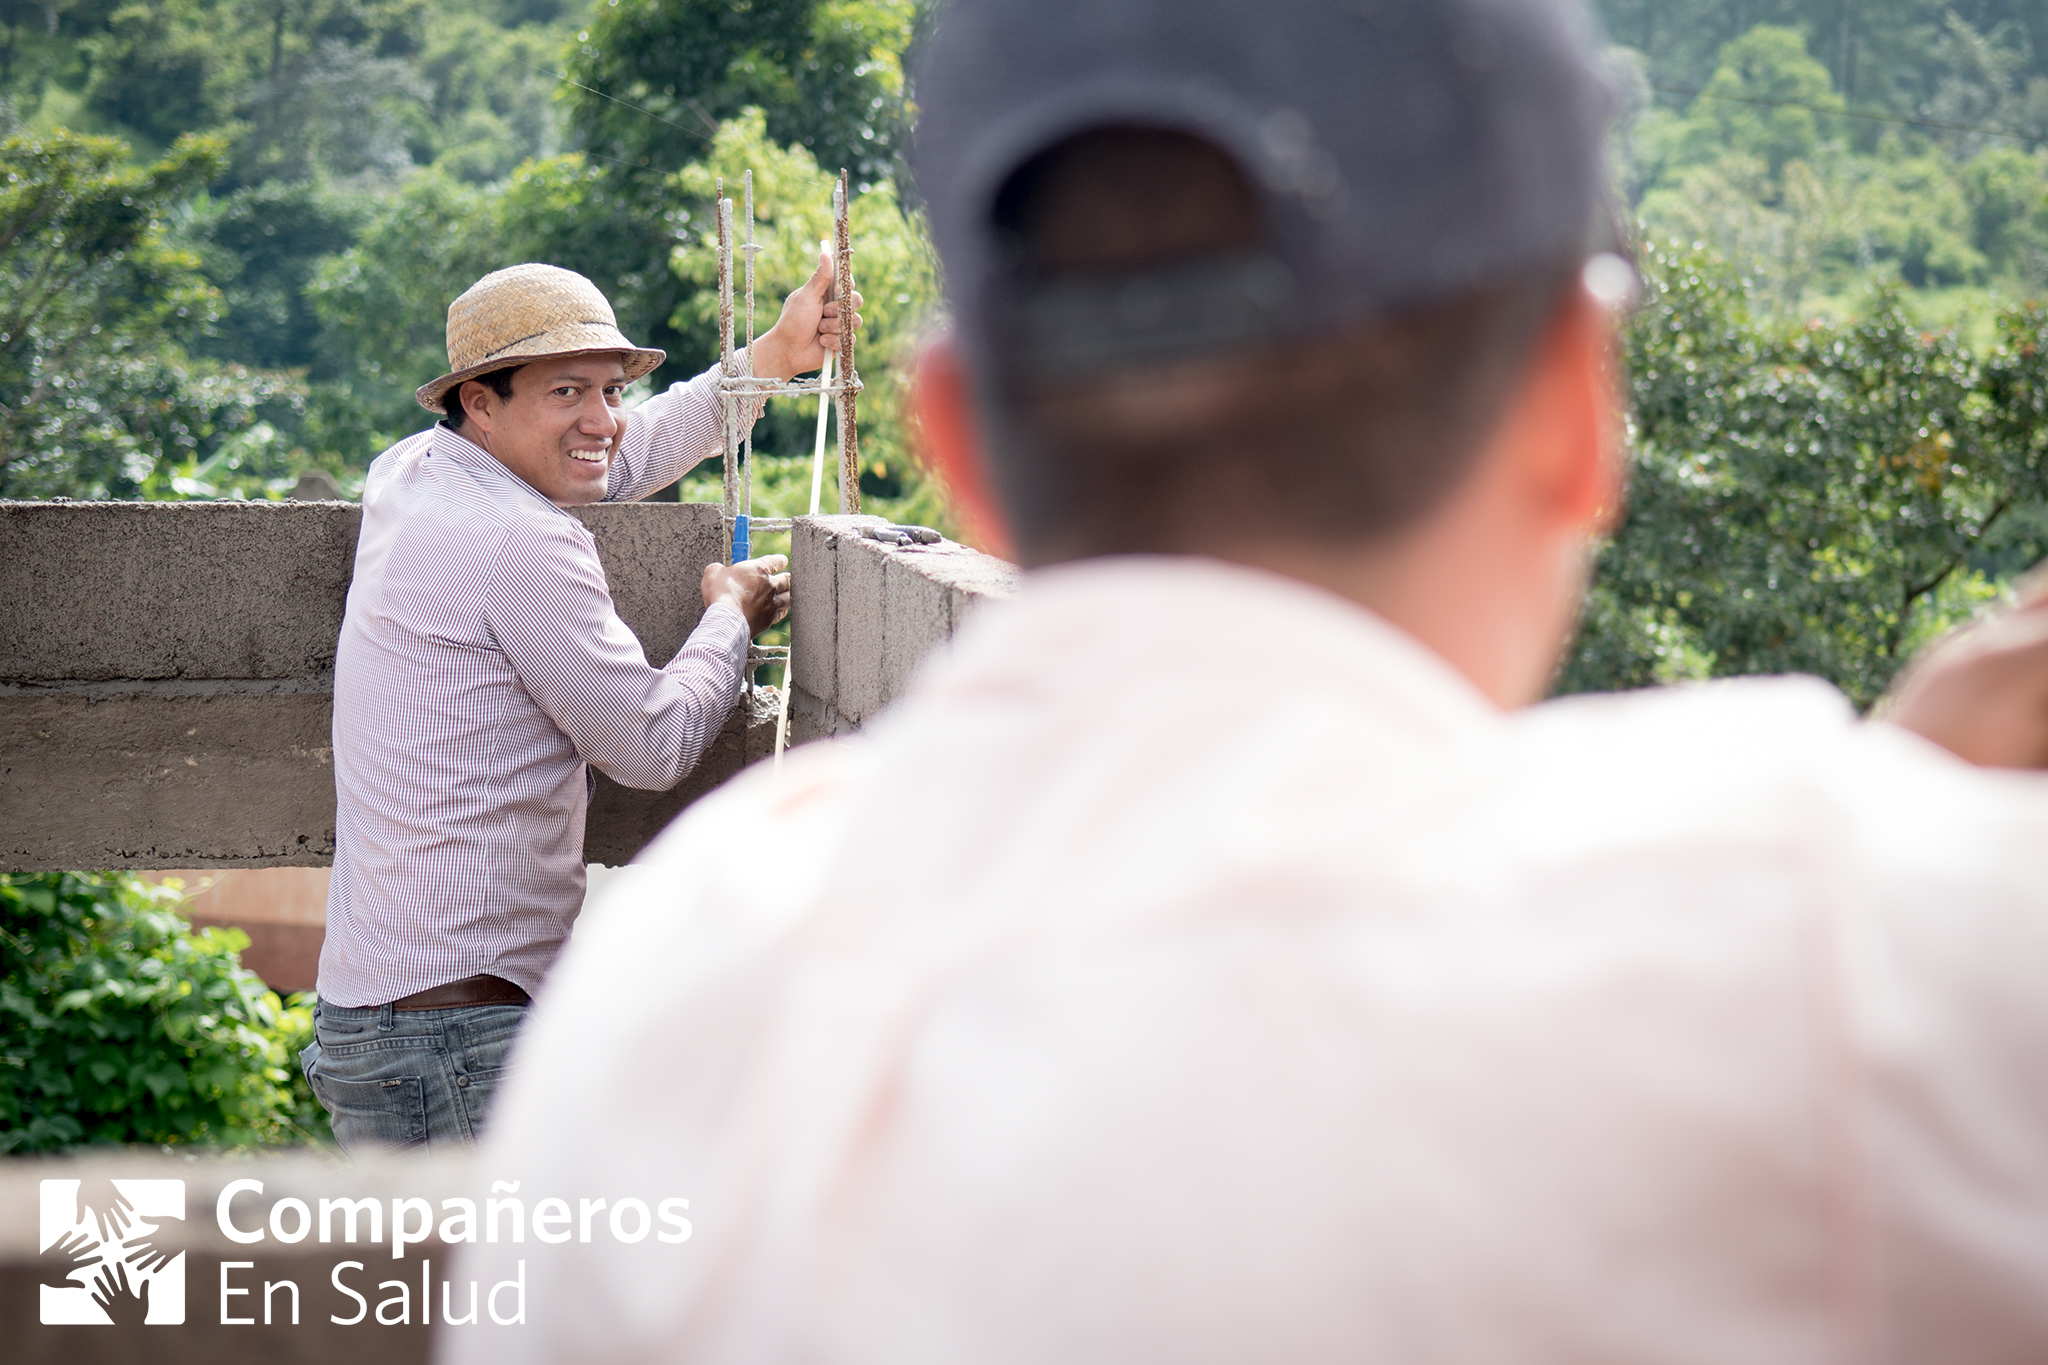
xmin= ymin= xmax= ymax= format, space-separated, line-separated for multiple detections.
xmin=775 ymin=239 xmax=842 ymax=778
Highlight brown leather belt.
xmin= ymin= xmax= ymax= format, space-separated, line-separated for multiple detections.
xmin=387 ymin=974 xmax=530 ymax=1011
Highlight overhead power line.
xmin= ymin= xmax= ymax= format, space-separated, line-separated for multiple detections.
xmin=1650 ymin=82 xmax=2047 ymax=147
xmin=514 ymin=59 xmax=712 ymax=147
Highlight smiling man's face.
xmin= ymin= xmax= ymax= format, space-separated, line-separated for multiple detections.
xmin=458 ymin=353 xmax=631 ymax=506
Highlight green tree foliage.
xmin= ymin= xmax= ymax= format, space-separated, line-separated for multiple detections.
xmin=1623 ymin=22 xmax=2048 ymax=309
xmin=189 ymin=179 xmax=368 ymax=370
xmin=305 ymin=164 xmax=490 ymax=444
xmin=0 ymin=0 xmax=940 ymax=481
xmin=405 ymin=9 xmax=572 ymax=181
xmin=0 ymin=871 xmax=330 ymax=1152
xmin=311 ymin=107 xmax=953 ymax=520
xmin=0 ymin=0 xmax=593 ymax=490
xmin=551 ymin=0 xmax=917 ymax=387
xmin=666 ymin=106 xmax=945 ymax=520
xmin=567 ymin=0 xmax=912 ymax=183
xmin=75 ymin=0 xmax=429 ymax=182
xmin=1638 ymin=25 xmax=1842 ymax=178
xmin=1593 ymin=0 xmax=2048 ymax=108
xmin=1562 ymin=239 xmax=2048 ymax=705
xmin=1962 ymin=144 xmax=2048 ymax=285
xmin=0 ymin=127 xmax=301 ymax=498
xmin=0 ymin=0 xmax=953 ymax=484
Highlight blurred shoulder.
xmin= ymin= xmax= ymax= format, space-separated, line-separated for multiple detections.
xmin=1508 ymin=673 xmax=2048 ymax=877
xmin=1522 ymin=674 xmax=1858 ymax=757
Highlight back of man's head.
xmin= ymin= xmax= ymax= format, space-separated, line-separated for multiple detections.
xmin=912 ymin=0 xmax=1615 ymax=564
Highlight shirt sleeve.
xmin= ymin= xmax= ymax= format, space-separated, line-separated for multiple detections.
xmin=604 ymin=349 xmax=773 ymax=505
xmin=486 ymin=517 xmax=752 ymax=791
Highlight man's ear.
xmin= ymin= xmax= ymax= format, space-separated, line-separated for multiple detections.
xmin=1494 ymin=286 xmax=1624 ymax=538
xmin=912 ymin=334 xmax=1016 ymax=560
xmin=459 ymin=379 xmax=496 ymax=438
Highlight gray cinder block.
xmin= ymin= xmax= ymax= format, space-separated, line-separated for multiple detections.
xmin=786 ymin=517 xmax=1019 ymax=737
xmin=0 ymin=500 xmax=362 ymax=682
xmin=0 ymin=500 xmax=1020 ymax=871
xmin=572 ymin=503 xmax=725 ymax=664
xmin=832 ymin=532 xmax=891 ymax=725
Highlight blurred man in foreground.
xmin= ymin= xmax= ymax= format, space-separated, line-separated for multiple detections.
xmin=455 ymin=0 xmax=2048 ymax=1359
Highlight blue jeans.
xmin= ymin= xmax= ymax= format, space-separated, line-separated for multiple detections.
xmin=300 ymin=999 xmax=525 ymax=1156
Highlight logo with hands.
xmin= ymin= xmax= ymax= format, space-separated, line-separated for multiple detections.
xmin=38 ymin=1178 xmax=185 ymax=1325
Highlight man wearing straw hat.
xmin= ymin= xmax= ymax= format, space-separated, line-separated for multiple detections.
xmin=301 ymin=256 xmax=856 ymax=1154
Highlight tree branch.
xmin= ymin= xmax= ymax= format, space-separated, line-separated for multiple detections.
xmin=1891 ymin=497 xmax=2016 ymax=655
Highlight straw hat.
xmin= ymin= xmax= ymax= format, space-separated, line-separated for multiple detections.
xmin=415 ymin=263 xmax=666 ymax=413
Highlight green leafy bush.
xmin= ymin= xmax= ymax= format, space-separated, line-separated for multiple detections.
xmin=0 ymin=871 xmax=331 ymax=1153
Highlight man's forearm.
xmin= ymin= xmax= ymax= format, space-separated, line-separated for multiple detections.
xmin=606 ymin=351 xmax=773 ymax=504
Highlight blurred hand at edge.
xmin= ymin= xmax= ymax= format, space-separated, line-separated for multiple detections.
xmin=1879 ymin=569 xmax=2048 ymax=768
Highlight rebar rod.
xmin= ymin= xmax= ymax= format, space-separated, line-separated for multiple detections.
xmin=741 ymin=169 xmax=755 ymax=535
xmin=716 ymin=185 xmax=737 ymax=565
xmin=834 ymin=170 xmax=860 ymax=514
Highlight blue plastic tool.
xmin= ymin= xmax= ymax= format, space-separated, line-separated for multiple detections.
xmin=731 ymin=513 xmax=750 ymax=564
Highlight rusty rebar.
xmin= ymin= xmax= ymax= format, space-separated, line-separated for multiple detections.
xmin=717 ymin=187 xmax=737 ymax=564
xmin=834 ymin=170 xmax=860 ymax=515
xmin=742 ymin=169 xmax=755 ymax=527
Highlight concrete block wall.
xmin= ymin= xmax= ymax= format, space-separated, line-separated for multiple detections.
xmin=1 ymin=504 xmax=1016 ymax=874
xmin=786 ymin=515 xmax=1021 ymax=742
xmin=0 ymin=500 xmax=769 ymax=872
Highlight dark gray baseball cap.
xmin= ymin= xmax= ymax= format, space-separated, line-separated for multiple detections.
xmin=912 ymin=0 xmax=1615 ymax=379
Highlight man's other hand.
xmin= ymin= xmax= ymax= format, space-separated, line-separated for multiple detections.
xmin=703 ymin=555 xmax=791 ymax=636
xmin=749 ymin=248 xmax=864 ymax=380
xmin=1881 ymin=577 xmax=2048 ymax=767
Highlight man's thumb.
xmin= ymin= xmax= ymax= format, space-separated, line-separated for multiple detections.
xmin=810 ymin=243 xmax=835 ymax=294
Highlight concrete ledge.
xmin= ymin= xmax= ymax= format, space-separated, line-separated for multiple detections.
xmin=0 ymin=502 xmax=363 ymax=683
xmin=787 ymin=516 xmax=1019 ymax=741
xmin=1 ymin=683 xmax=340 ymax=869
xmin=1 ymin=501 xmax=762 ymax=872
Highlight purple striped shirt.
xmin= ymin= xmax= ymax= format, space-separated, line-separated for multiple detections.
xmin=318 ymin=361 xmax=755 ymax=1006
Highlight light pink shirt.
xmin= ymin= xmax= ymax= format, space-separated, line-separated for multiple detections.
xmin=457 ymin=556 xmax=2048 ymax=1363
xmin=320 ymin=363 xmax=755 ymax=1007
